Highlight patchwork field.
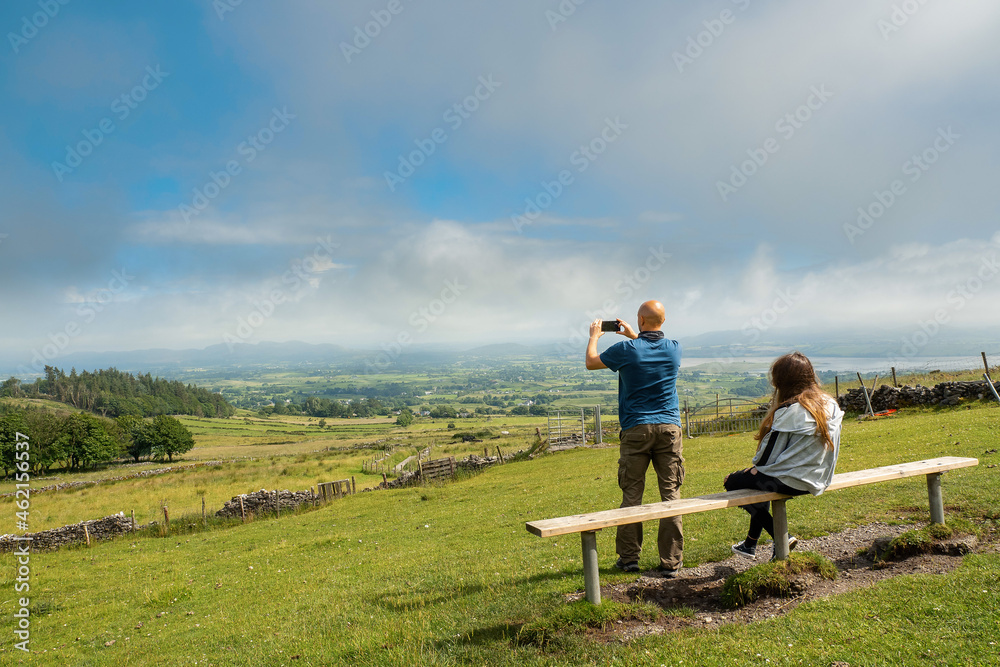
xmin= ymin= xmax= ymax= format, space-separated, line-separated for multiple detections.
xmin=1 ymin=400 xmax=998 ymax=665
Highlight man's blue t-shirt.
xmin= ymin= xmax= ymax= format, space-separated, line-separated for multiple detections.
xmin=599 ymin=335 xmax=682 ymax=431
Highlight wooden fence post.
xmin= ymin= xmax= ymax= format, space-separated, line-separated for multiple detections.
xmin=594 ymin=404 xmax=602 ymax=444
xmin=351 ymin=476 xmax=356 ymax=494
xmin=891 ymin=367 xmax=898 ymax=388
xmin=834 ymin=376 xmax=839 ymax=401
xmin=984 ymin=352 xmax=992 ymax=380
xmin=131 ymin=509 xmax=136 ymax=531
xmin=202 ymin=497 xmax=207 ymax=526
xmin=275 ymin=490 xmax=280 ymax=517
xmin=163 ymin=506 xmax=170 ymax=531
xmin=84 ymin=524 xmax=91 ymax=546
xmin=857 ymin=372 xmax=875 ymax=417
xmin=239 ymin=496 xmax=246 ymax=523
xmin=496 ymin=445 xmax=503 ymax=463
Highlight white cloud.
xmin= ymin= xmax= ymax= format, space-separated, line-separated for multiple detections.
xmin=4 ymin=1 xmax=1000 ymax=357
xmin=638 ymin=210 xmax=682 ymax=224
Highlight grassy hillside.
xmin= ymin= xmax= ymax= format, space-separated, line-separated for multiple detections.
xmin=1 ymin=401 xmax=997 ymax=664
xmin=0 ymin=416 xmax=541 ymax=532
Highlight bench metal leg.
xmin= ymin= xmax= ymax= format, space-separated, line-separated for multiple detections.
xmin=772 ymin=499 xmax=790 ymax=561
xmin=927 ymin=473 xmax=945 ymax=524
xmin=581 ymin=530 xmax=601 ymax=605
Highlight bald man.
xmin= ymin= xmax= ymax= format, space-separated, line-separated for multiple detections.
xmin=586 ymin=300 xmax=684 ymax=576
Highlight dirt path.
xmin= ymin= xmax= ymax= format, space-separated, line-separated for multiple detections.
xmin=565 ymin=522 xmax=993 ymax=640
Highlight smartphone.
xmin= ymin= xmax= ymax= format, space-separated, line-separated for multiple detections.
xmin=601 ymin=320 xmax=622 ymax=332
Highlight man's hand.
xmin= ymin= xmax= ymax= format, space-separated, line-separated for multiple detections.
xmin=589 ymin=318 xmax=606 ymax=339
xmin=585 ymin=319 xmax=608 ymax=370
xmin=616 ymin=319 xmax=638 ymax=340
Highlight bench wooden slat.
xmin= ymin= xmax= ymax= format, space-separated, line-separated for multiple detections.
xmin=525 ymin=456 xmax=978 ymax=538
xmin=526 ymin=489 xmax=789 ymax=537
xmin=825 ymin=456 xmax=977 ymax=491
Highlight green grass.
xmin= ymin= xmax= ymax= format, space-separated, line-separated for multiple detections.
xmin=721 ymin=551 xmax=838 ymax=608
xmin=0 ymin=415 xmax=543 ymax=531
xmin=0 ymin=403 xmax=998 ymax=664
xmin=878 ymin=517 xmax=979 ymax=561
xmin=516 ymin=600 xmax=668 ymax=649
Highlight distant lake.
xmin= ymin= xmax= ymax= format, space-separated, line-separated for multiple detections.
xmin=681 ymin=356 xmax=990 ymax=374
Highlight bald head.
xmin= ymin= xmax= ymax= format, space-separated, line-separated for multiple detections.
xmin=637 ymin=300 xmax=665 ymax=331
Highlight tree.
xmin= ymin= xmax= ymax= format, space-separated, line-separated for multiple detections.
xmin=1 ymin=377 xmax=22 ymax=398
xmin=429 ymin=405 xmax=456 ymax=419
xmin=0 ymin=411 xmax=25 ymax=477
xmin=395 ymin=410 xmax=414 ymax=427
xmin=150 ymin=415 xmax=194 ymax=462
xmin=117 ymin=415 xmax=154 ymax=463
xmin=56 ymin=412 xmax=120 ymax=469
xmin=21 ymin=410 xmax=66 ymax=473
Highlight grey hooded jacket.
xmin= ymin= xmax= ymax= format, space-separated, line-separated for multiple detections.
xmin=752 ymin=396 xmax=844 ymax=495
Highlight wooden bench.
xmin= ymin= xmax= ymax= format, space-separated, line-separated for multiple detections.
xmin=526 ymin=456 xmax=979 ymax=604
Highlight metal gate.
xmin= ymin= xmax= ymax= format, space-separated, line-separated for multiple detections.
xmin=547 ymin=406 xmax=604 ymax=449
xmin=684 ymin=398 xmax=768 ymax=437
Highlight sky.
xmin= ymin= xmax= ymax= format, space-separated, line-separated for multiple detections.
xmin=1 ymin=0 xmax=999 ymax=373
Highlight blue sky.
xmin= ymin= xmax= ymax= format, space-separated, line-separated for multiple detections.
xmin=2 ymin=0 xmax=999 ymax=371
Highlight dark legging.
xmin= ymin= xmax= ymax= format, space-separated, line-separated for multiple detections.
xmin=723 ymin=468 xmax=807 ymax=540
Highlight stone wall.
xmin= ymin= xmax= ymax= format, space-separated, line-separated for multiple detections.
xmin=0 ymin=461 xmax=223 ymax=498
xmin=0 ymin=513 xmax=135 ymax=553
xmin=365 ymin=451 xmax=523 ymax=490
xmin=838 ymin=379 xmax=1000 ymax=413
xmin=2 ymin=451 xmax=527 ymax=550
xmin=215 ymin=489 xmax=317 ymax=518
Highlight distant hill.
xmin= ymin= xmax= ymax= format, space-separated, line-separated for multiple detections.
xmin=677 ymin=326 xmax=999 ymax=359
xmin=2 ymin=366 xmax=235 ymax=418
xmin=2 ymin=327 xmax=995 ymax=380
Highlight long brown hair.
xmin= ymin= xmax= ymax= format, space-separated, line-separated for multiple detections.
xmin=754 ymin=351 xmax=835 ymax=450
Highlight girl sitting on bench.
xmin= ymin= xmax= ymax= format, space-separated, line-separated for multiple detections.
xmin=724 ymin=351 xmax=844 ymax=559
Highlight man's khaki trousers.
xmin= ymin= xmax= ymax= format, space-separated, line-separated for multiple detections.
xmin=615 ymin=423 xmax=684 ymax=569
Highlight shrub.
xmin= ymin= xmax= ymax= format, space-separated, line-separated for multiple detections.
xmin=877 ymin=518 xmax=978 ymax=561
xmin=721 ymin=552 xmax=837 ymax=608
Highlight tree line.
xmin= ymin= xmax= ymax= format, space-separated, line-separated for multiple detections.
xmin=1 ymin=366 xmax=235 ymax=418
xmin=0 ymin=406 xmax=195 ymax=477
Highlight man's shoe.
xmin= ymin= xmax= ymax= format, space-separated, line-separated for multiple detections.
xmin=731 ymin=540 xmax=757 ymax=560
xmin=614 ymin=557 xmax=639 ymax=573
xmin=654 ymin=565 xmax=681 ymax=579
